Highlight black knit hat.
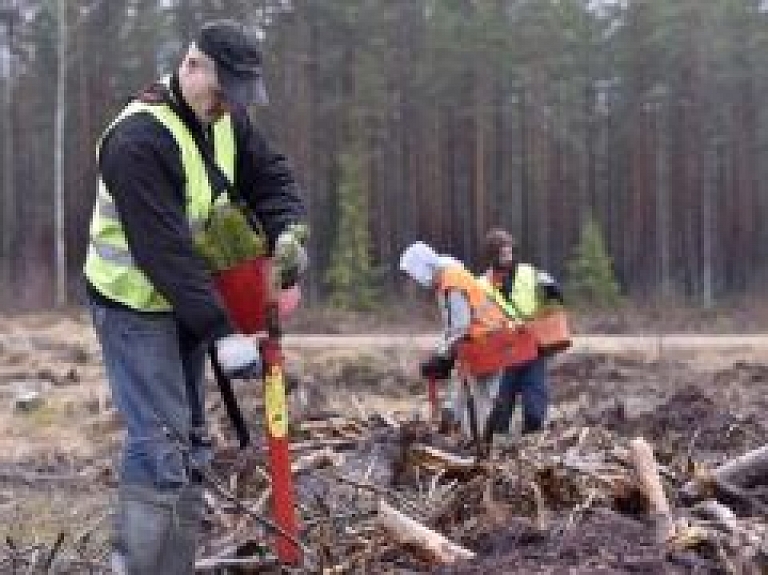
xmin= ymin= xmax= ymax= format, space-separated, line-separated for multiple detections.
xmin=197 ymin=20 xmax=268 ymax=107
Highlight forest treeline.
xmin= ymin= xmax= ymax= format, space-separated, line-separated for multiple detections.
xmin=2 ymin=0 xmax=767 ymax=310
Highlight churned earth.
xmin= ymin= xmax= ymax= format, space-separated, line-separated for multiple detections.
xmin=0 ymin=310 xmax=766 ymax=573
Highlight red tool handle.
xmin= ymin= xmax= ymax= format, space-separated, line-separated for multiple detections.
xmin=261 ymin=332 xmax=299 ymax=564
xmin=261 ymin=266 xmax=300 ymax=565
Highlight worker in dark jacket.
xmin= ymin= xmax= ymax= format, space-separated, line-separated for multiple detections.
xmin=481 ymin=229 xmax=562 ymax=436
xmin=83 ymin=20 xmax=306 ymax=574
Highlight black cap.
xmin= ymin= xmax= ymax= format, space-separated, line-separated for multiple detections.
xmin=197 ymin=20 xmax=268 ymax=107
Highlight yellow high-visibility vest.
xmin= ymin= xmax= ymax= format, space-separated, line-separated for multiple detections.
xmin=84 ymin=94 xmax=236 ymax=311
xmin=480 ymin=263 xmax=539 ymax=320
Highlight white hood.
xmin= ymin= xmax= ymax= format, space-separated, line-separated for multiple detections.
xmin=399 ymin=242 xmax=442 ymax=287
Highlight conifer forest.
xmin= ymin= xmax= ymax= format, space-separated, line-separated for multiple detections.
xmin=2 ymin=0 xmax=768 ymax=309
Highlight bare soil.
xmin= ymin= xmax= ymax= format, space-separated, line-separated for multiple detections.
xmin=0 ymin=311 xmax=767 ymax=573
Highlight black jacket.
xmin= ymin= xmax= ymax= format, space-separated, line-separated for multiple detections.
xmin=91 ymin=73 xmax=305 ymax=342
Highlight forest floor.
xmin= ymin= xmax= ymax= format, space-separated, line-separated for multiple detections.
xmin=0 ymin=309 xmax=766 ymax=573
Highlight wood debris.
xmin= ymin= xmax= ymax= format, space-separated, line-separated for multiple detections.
xmin=2 ymin=349 xmax=768 ymax=573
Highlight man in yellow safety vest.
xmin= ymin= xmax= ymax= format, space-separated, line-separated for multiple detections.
xmin=84 ymin=20 xmax=307 ymax=574
xmin=480 ymin=228 xmax=563 ymax=436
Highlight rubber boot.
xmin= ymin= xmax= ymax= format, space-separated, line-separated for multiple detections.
xmin=157 ymin=482 xmax=204 ymax=574
xmin=111 ymin=483 xmax=202 ymax=575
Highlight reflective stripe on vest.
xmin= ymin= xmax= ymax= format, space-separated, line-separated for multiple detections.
xmin=84 ymin=93 xmax=236 ymax=311
xmin=95 ymin=190 xmax=211 ymax=237
xmin=90 ymin=239 xmax=136 ymax=267
xmin=480 ymin=263 xmax=539 ymax=320
xmin=434 ymin=265 xmax=511 ymax=339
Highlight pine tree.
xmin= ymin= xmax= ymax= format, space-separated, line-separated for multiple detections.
xmin=565 ymin=214 xmax=621 ymax=308
xmin=325 ymin=150 xmax=379 ymax=310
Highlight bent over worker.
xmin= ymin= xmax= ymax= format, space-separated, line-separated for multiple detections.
xmin=83 ymin=20 xmax=307 ymax=574
xmin=481 ymin=228 xmax=563 ymax=435
xmin=399 ymin=242 xmax=511 ymax=442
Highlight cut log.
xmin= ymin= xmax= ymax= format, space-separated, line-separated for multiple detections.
xmin=683 ymin=444 xmax=768 ymax=500
xmin=289 ymin=438 xmax=362 ymax=452
xmin=681 ymin=445 xmax=768 ymax=515
xmin=690 ymin=500 xmax=737 ymax=532
xmin=377 ymin=499 xmax=475 ymax=564
xmin=706 ymin=476 xmax=768 ymax=518
xmin=711 ymin=445 xmax=768 ymax=488
xmin=628 ymin=437 xmax=674 ymax=542
xmin=292 ymin=447 xmax=345 ymax=474
xmin=529 ymin=480 xmax=549 ymax=532
xmin=409 ymin=444 xmax=480 ymax=475
xmin=196 ymin=554 xmax=276 ymax=571
xmin=299 ymin=417 xmax=365 ymax=437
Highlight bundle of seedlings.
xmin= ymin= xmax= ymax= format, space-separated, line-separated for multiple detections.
xmin=194 ymin=203 xmax=268 ymax=273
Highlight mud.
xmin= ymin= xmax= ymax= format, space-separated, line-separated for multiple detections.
xmin=1 ymin=314 xmax=767 ymax=573
xmin=440 ymin=509 xmax=695 ymax=574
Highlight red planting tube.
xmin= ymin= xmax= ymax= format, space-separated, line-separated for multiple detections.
xmin=215 ymin=257 xmax=300 ymax=565
xmin=260 ymin=327 xmax=300 ymax=565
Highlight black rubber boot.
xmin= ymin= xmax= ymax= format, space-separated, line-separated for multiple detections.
xmin=158 ymin=483 xmax=204 ymax=574
xmin=111 ymin=483 xmax=202 ymax=575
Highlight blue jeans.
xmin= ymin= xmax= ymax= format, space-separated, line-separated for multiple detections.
xmin=89 ymin=299 xmax=209 ymax=489
xmin=492 ymin=357 xmax=549 ymax=434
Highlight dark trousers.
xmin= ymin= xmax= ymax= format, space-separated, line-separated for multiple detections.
xmin=491 ymin=357 xmax=549 ymax=435
xmin=89 ymin=299 xmax=209 ymax=487
xmin=89 ymin=299 xmax=210 ymax=574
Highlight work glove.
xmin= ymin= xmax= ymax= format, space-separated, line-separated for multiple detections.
xmin=273 ymin=224 xmax=309 ymax=289
xmin=537 ymin=271 xmax=564 ymax=304
xmin=420 ymin=353 xmax=455 ymax=380
xmin=214 ymin=334 xmax=262 ymax=379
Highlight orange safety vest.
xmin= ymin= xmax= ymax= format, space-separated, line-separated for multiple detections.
xmin=435 ymin=264 xmax=538 ymax=376
xmin=434 ymin=265 xmax=510 ymax=340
